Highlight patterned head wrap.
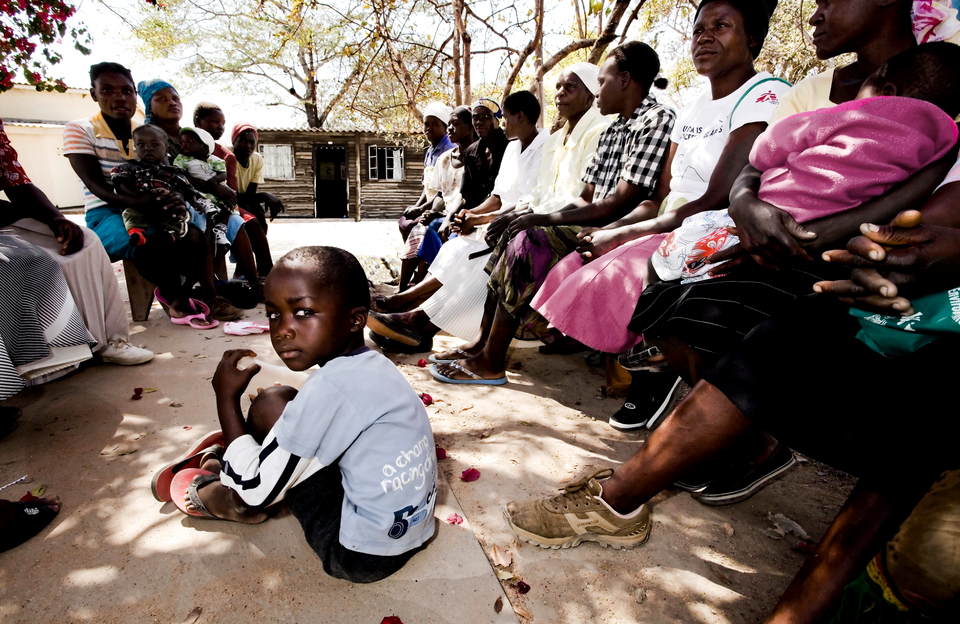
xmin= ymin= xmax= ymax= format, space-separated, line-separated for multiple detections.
xmin=472 ymin=98 xmax=503 ymax=119
xmin=136 ymin=78 xmax=176 ymax=125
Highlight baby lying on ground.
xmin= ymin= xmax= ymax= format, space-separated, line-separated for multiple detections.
xmin=652 ymin=42 xmax=960 ymax=287
xmin=151 ymin=246 xmax=437 ymax=583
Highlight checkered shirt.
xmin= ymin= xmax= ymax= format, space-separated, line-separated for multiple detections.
xmin=583 ymin=93 xmax=675 ymax=201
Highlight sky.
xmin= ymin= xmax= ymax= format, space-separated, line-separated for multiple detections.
xmin=50 ymin=0 xmax=304 ymax=130
xmin=44 ymin=0 xmax=702 ymax=133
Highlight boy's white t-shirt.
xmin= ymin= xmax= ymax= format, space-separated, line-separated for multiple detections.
xmin=222 ymin=348 xmax=437 ymax=557
xmin=668 ymin=72 xmax=791 ymax=204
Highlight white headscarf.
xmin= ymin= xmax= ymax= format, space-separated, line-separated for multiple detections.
xmin=566 ymin=62 xmax=601 ymax=96
xmin=423 ymin=102 xmax=454 ymax=125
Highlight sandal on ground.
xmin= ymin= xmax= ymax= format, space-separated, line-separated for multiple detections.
xmin=207 ymin=295 xmax=242 ymax=321
xmin=617 ymin=344 xmax=669 ymax=372
xmin=171 ymin=469 xmax=222 ymax=519
xmin=151 ymin=431 xmax=225 ymax=502
xmin=0 ymin=499 xmax=60 ymax=553
xmin=0 ymin=405 xmax=21 ymax=441
xmin=155 ymin=289 xmax=219 ymax=329
xmin=369 ymin=330 xmax=433 ymax=354
xmin=429 ymin=362 xmax=507 ymax=386
xmin=366 ymin=311 xmax=422 ymax=346
xmin=428 ymin=347 xmax=471 ymax=364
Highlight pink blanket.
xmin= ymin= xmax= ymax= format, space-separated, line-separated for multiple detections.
xmin=751 ymin=96 xmax=958 ymax=223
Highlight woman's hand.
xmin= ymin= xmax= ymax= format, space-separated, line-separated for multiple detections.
xmin=212 ymin=349 xmax=260 ymax=400
xmin=814 ymin=211 xmax=960 ymax=315
xmin=485 ymin=209 xmax=525 ymax=247
xmin=712 ymin=173 xmax=817 ymax=271
xmin=452 ymin=208 xmax=475 ymax=235
xmin=577 ymin=228 xmax=622 ymax=263
xmin=50 ymin=216 xmax=84 ymax=255
xmin=505 ymin=212 xmax=545 ymax=240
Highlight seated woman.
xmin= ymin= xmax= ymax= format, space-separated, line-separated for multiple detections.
xmin=395 ymin=105 xmax=478 ymax=279
xmin=194 ymin=103 xmax=274 ymax=279
xmin=528 ymin=0 xmax=789 ymax=427
xmin=231 ymin=123 xmax=285 ymax=232
xmin=504 ymin=209 xmax=960 ymax=624
xmin=426 ymin=42 xmax=675 ymax=385
xmin=137 ymin=79 xmax=256 ymax=314
xmin=2 ymin=117 xmax=153 ymax=364
xmin=368 ymin=67 xmax=610 ymax=355
xmin=64 ymin=63 xmax=225 ymax=325
xmin=618 ymin=0 xmax=960 ymax=504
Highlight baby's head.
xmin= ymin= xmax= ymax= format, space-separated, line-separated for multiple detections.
xmin=179 ymin=126 xmax=216 ymax=160
xmin=264 ymin=246 xmax=370 ymax=371
xmin=858 ymin=41 xmax=960 ymax=119
xmin=133 ymin=125 xmax=168 ymax=165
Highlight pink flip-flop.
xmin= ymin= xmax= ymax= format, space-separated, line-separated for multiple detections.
xmin=150 ymin=430 xmax=225 ymax=502
xmin=156 ymin=290 xmax=218 ymax=329
xmin=171 ymin=469 xmax=221 ymax=518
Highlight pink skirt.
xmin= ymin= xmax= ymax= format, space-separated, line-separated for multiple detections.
xmin=531 ymin=234 xmax=666 ymax=353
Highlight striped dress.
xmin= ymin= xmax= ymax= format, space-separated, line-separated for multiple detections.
xmin=0 ymin=236 xmax=95 ymax=401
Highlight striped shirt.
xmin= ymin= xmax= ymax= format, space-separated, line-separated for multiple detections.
xmin=583 ymin=93 xmax=675 ymax=201
xmin=63 ymin=113 xmax=139 ymax=211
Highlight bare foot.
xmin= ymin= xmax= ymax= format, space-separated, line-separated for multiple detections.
xmin=186 ymin=474 xmax=268 ymax=524
xmin=433 ymin=344 xmax=483 ymax=361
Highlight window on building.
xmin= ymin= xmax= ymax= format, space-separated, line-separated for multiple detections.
xmin=368 ymin=145 xmax=404 ymax=180
xmin=260 ymin=144 xmax=294 ymax=179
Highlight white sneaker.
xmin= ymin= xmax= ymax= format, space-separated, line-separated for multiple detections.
xmin=99 ymin=338 xmax=154 ymax=365
xmin=213 ymin=223 xmax=231 ymax=250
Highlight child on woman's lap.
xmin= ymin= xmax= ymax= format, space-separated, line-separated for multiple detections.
xmin=174 ymin=126 xmax=234 ymax=253
xmin=653 ymin=42 xmax=960 ymax=284
xmin=112 ymin=125 xmax=196 ymax=246
xmin=168 ymin=246 xmax=438 ymax=583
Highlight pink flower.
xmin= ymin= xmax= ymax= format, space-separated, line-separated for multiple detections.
xmin=516 ymin=580 xmax=531 ymax=594
xmin=435 ymin=446 xmax=447 ymax=460
xmin=461 ymin=468 xmax=480 ymax=482
xmin=446 ymin=513 xmax=463 ymax=525
xmin=380 ymin=618 xmax=404 ymax=624
xmin=416 ymin=358 xmax=428 ymax=367
xmin=420 ymin=392 xmax=433 ymax=406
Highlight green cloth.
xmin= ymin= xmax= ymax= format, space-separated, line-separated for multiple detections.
xmin=851 ymin=286 xmax=960 ymax=357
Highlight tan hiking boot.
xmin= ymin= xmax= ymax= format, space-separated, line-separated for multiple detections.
xmin=504 ymin=468 xmax=651 ymax=550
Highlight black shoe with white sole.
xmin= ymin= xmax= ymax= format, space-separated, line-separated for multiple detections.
xmin=695 ymin=443 xmax=797 ymax=506
xmin=609 ymin=371 xmax=683 ymax=432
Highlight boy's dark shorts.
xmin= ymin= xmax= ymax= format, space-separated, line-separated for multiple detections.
xmin=286 ymin=462 xmax=425 ymax=583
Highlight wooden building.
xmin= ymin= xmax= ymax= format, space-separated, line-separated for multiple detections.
xmin=255 ymin=127 xmax=427 ymax=220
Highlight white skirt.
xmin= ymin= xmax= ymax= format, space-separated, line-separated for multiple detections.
xmin=422 ymin=229 xmax=492 ymax=342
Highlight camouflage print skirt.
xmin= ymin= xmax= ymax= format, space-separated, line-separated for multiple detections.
xmin=485 ymin=224 xmax=582 ymax=340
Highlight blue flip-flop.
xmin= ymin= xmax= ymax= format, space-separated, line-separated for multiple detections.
xmin=428 ymin=347 xmax=470 ymax=364
xmin=429 ymin=363 xmax=507 ymax=385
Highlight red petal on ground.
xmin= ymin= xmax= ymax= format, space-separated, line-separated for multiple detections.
xmin=131 ymin=387 xmax=143 ymax=400
xmin=420 ymin=393 xmax=434 ymax=406
xmin=446 ymin=513 xmax=464 ymax=525
xmin=461 ymin=468 xmax=481 ymax=482
xmin=380 ymin=617 xmax=404 ymax=624
xmin=435 ymin=446 xmax=447 ymax=460
xmin=516 ymin=580 xmax=531 ymax=594
xmin=417 ymin=359 xmax=428 ymax=367
xmin=791 ymin=540 xmax=816 ymax=556
xmin=183 ymin=426 xmax=193 ymax=430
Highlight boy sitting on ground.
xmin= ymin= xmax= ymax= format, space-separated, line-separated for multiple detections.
xmin=161 ymin=246 xmax=438 ymax=583
xmin=173 ymin=126 xmax=233 ymax=252
xmin=112 ymin=125 xmax=196 ymax=246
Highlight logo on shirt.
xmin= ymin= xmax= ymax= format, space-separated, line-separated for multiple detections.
xmin=388 ymin=483 xmax=436 ymax=539
xmin=756 ymin=91 xmax=779 ymax=104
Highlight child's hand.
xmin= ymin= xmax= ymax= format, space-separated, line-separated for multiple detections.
xmin=213 ymin=349 xmax=260 ymax=400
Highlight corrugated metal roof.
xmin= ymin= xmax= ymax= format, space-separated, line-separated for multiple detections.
xmin=4 ymin=119 xmax=67 ymax=128
xmin=258 ymin=126 xmax=422 ymax=136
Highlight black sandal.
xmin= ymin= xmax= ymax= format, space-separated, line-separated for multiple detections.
xmin=0 ymin=499 xmax=60 ymax=553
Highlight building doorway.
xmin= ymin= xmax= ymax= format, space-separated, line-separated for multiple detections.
xmin=314 ymin=144 xmax=348 ymax=218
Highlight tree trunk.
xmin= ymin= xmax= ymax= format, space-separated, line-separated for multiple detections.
xmin=452 ymin=0 xmax=464 ymax=105
xmin=586 ymin=0 xmax=633 ymax=65
xmin=502 ymin=0 xmax=543 ymax=102
xmin=463 ymin=30 xmax=472 ymax=104
xmin=534 ymin=0 xmax=544 ymax=126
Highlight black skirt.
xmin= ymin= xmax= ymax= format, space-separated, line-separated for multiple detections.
xmin=629 ymin=264 xmax=846 ymax=363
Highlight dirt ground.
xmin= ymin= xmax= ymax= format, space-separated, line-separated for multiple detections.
xmin=0 ymin=219 xmax=855 ymax=623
